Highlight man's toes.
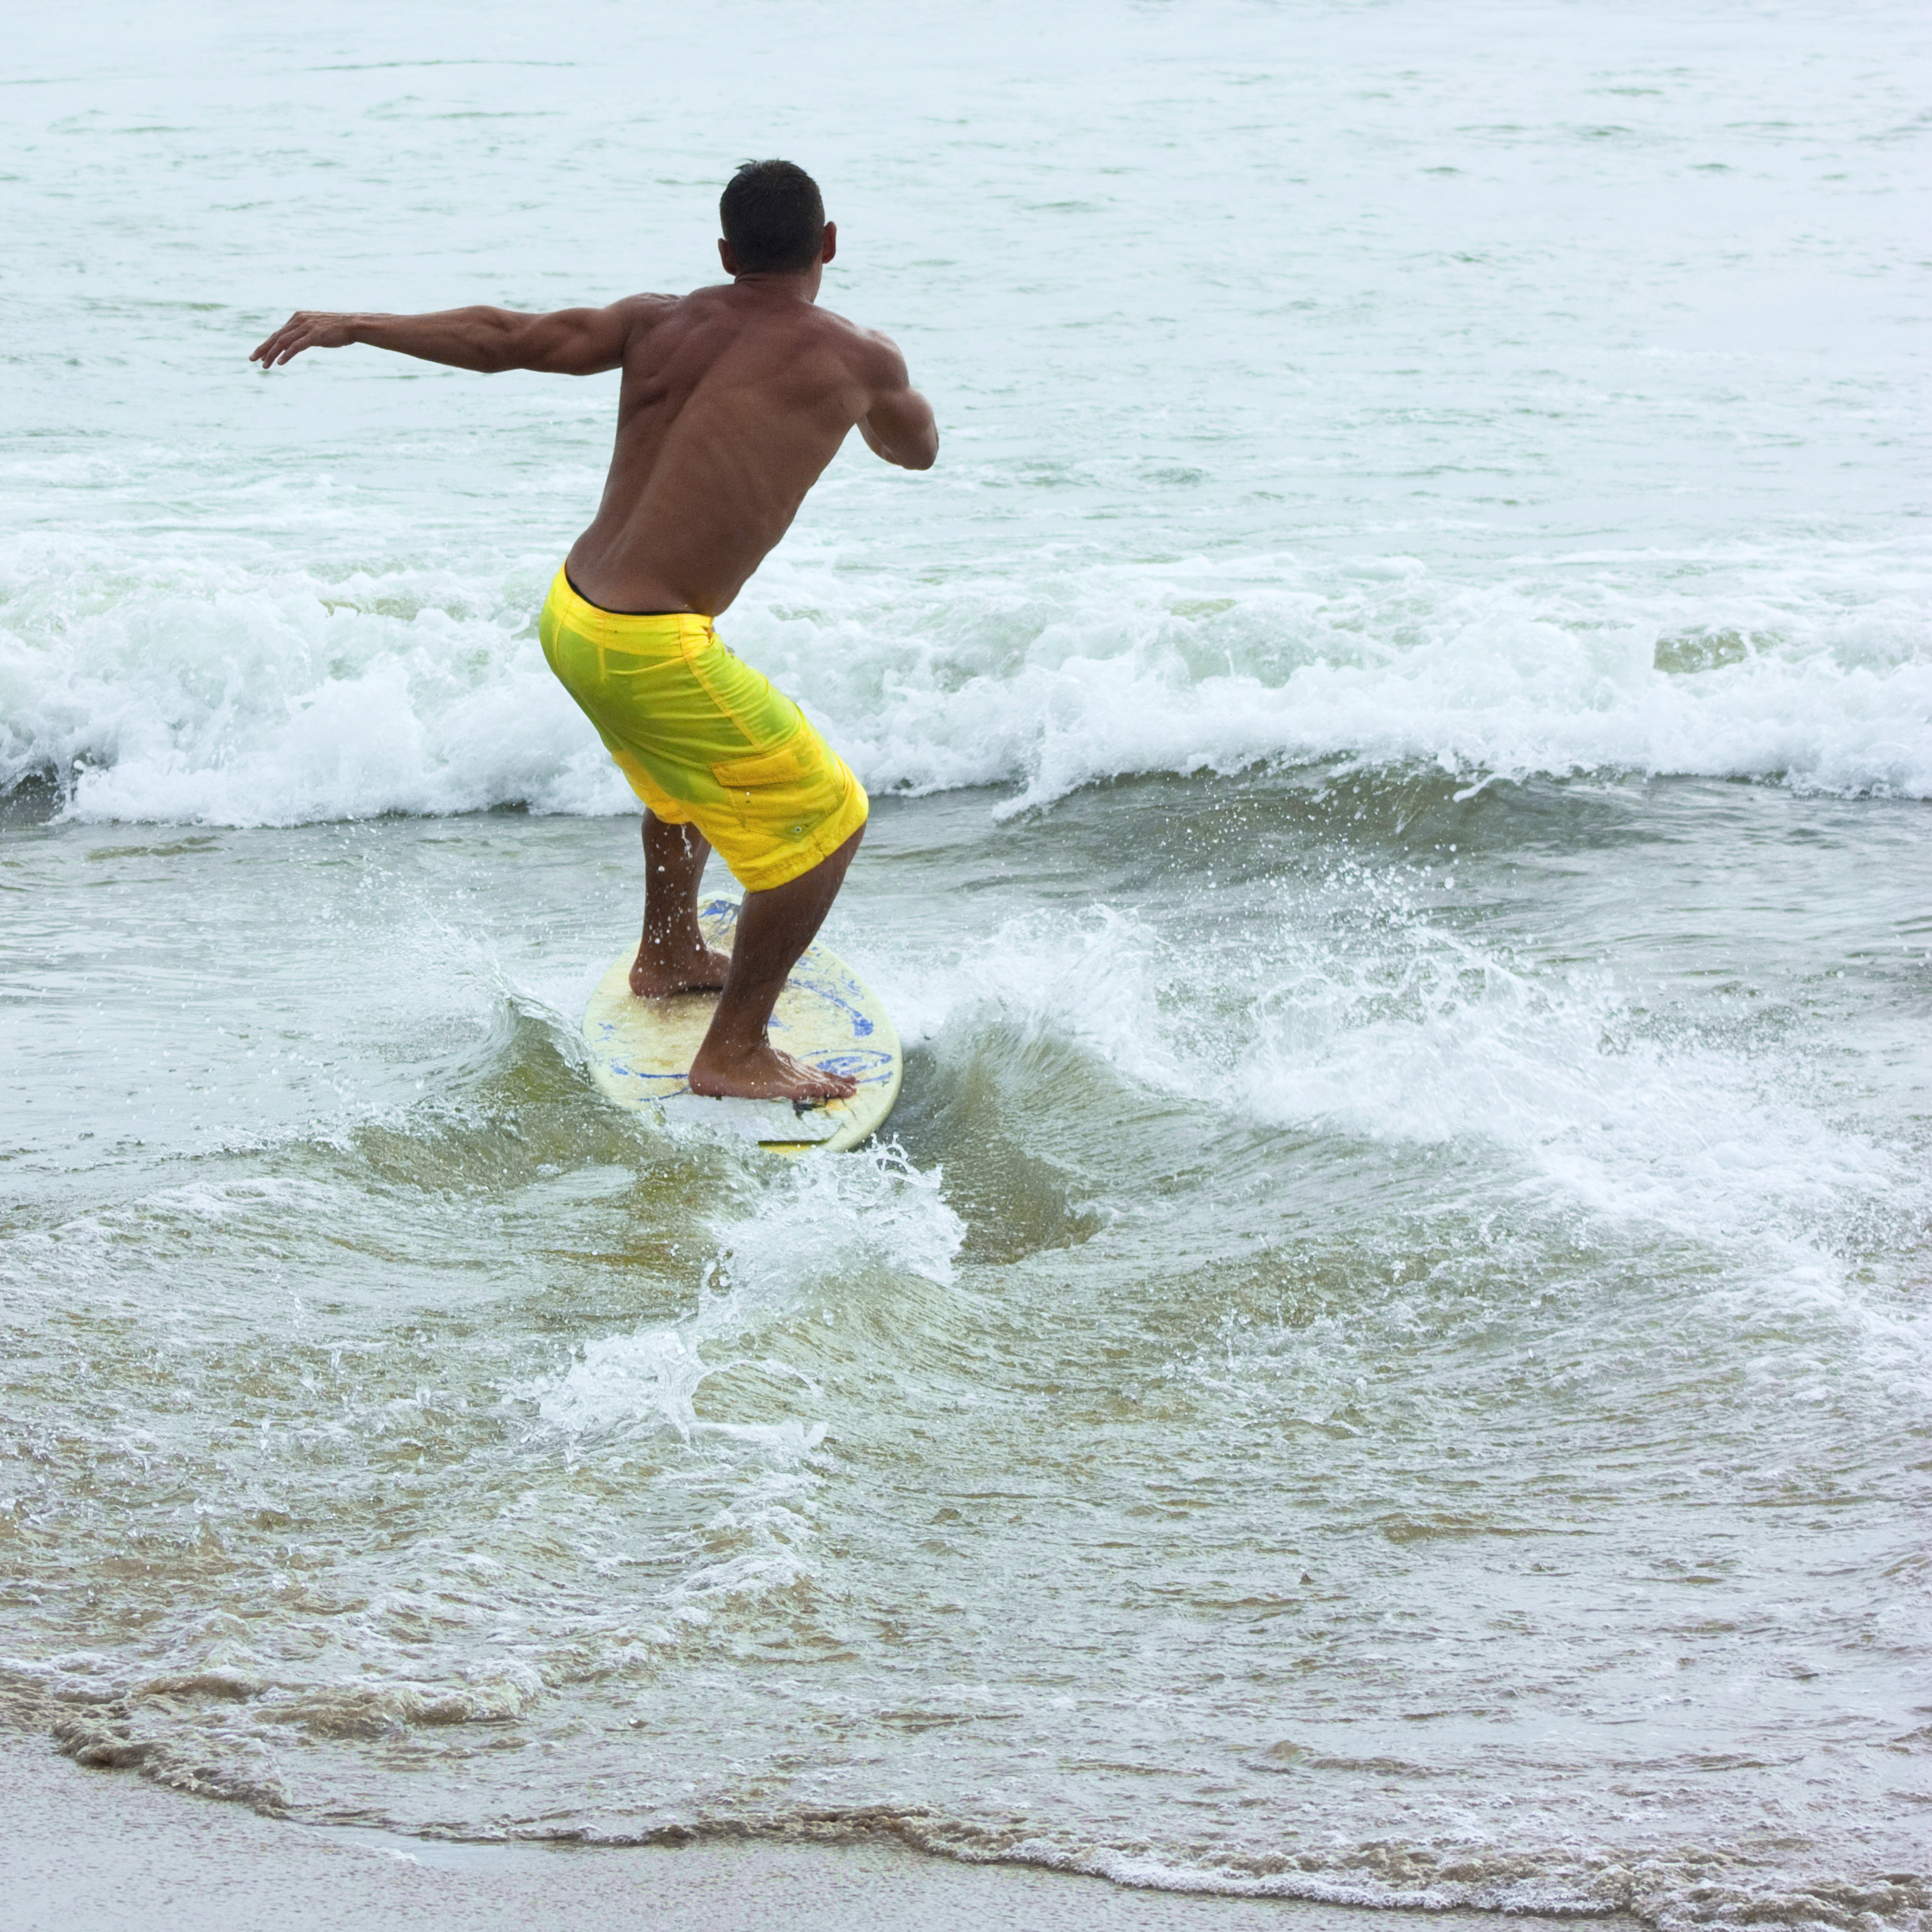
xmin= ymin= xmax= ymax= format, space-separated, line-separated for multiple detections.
xmin=779 ymin=1056 xmax=855 ymax=1101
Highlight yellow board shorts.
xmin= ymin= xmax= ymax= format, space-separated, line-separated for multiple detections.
xmin=539 ymin=567 xmax=868 ymax=892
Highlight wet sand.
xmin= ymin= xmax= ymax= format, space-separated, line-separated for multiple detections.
xmin=2 ymin=1728 xmax=1640 ymax=1932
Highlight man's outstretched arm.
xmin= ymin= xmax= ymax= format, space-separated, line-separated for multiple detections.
xmin=249 ymin=297 xmax=667 ymax=376
xmin=856 ymin=334 xmax=938 ymax=471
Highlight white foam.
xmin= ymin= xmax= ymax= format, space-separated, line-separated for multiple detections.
xmin=0 ymin=548 xmax=632 ymax=825
xmin=519 ymin=1148 xmax=963 ymax=1610
xmin=775 ymin=547 xmax=1932 ymax=811
xmin=5 ymin=538 xmax=1926 ymax=825
xmin=1241 ymin=939 xmax=1924 ymax=1301
xmin=533 ymin=1143 xmax=963 ymax=1442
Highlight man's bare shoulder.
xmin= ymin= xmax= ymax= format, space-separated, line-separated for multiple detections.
xmin=801 ymin=305 xmax=911 ymax=380
xmin=611 ymin=291 xmax=684 ymax=328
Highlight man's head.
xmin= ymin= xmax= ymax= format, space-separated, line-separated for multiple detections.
xmin=719 ymin=160 xmax=831 ymax=278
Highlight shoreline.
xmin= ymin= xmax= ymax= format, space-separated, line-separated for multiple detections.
xmin=2 ymin=1726 xmax=1642 ymax=1932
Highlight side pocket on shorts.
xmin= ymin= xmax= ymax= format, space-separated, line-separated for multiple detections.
xmin=709 ymin=730 xmax=817 ymax=793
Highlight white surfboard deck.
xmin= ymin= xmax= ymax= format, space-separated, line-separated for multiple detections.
xmin=582 ymin=898 xmax=901 ymax=1153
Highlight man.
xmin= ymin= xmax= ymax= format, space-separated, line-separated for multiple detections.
xmin=251 ymin=160 xmax=938 ymax=1102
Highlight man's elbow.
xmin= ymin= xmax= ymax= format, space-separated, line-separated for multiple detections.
xmin=469 ymin=312 xmax=530 ymax=374
xmin=475 ymin=335 xmax=522 ymax=375
xmin=487 ymin=315 xmax=568 ymax=374
xmin=903 ymin=429 xmax=940 ymax=471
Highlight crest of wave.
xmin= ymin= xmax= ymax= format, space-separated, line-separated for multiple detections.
xmin=8 ymin=536 xmax=1926 ymax=823
xmin=747 ymin=545 xmax=1932 ymax=809
xmin=0 ymin=544 xmax=633 ymax=823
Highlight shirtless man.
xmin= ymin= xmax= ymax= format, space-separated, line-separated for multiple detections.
xmin=250 ymin=160 xmax=938 ymax=1102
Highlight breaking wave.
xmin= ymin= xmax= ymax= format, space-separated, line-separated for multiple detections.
xmin=3 ymin=538 xmax=1926 ymax=825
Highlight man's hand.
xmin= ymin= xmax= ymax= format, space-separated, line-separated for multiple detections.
xmin=252 ymin=312 xmax=360 ymax=368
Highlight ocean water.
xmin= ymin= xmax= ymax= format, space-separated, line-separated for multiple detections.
xmin=3 ymin=2 xmax=1929 ymax=1925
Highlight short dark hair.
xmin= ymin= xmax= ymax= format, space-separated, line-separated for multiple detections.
xmin=719 ymin=160 xmax=826 ymax=275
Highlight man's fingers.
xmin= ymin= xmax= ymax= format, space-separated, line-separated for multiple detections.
xmin=250 ymin=313 xmax=321 ymax=368
xmin=251 ymin=323 xmax=293 ymax=366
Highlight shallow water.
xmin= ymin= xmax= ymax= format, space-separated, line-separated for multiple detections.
xmin=3 ymin=2 xmax=1929 ymax=1927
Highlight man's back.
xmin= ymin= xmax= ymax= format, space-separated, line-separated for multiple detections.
xmin=566 ymin=284 xmax=902 ymax=619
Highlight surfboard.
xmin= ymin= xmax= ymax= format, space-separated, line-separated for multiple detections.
xmin=582 ymin=897 xmax=901 ymax=1153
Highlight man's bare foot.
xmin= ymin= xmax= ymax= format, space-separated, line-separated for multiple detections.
xmin=630 ymin=940 xmax=733 ymax=999
xmin=687 ymin=1040 xmax=859 ymax=1103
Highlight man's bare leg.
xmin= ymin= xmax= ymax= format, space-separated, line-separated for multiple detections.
xmin=688 ymin=824 xmax=866 ymax=1102
xmin=631 ymin=812 xmax=734 ymax=998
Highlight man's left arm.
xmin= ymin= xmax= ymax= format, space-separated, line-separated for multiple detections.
xmin=249 ymin=297 xmax=666 ymax=375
